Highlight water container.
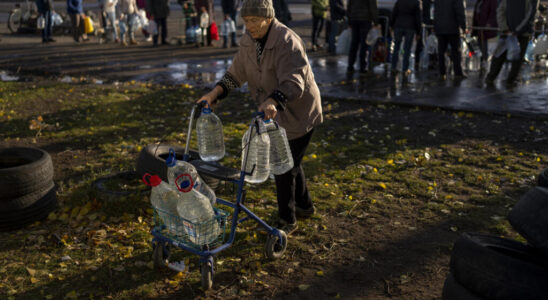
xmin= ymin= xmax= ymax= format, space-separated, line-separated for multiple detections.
xmin=175 ymin=174 xmax=221 ymax=246
xmin=264 ymin=120 xmax=293 ymax=175
xmin=196 ymin=103 xmax=225 ymax=162
xmin=241 ymin=119 xmax=270 ymax=183
xmin=142 ymin=173 xmax=182 ymax=235
xmin=165 ymin=149 xmax=216 ymax=206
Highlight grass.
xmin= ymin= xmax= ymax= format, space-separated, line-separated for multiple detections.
xmin=0 ymin=79 xmax=547 ymax=299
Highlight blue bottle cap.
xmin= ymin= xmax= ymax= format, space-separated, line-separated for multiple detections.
xmin=166 ymin=148 xmax=177 ymax=167
xmin=202 ymin=107 xmax=212 ymax=114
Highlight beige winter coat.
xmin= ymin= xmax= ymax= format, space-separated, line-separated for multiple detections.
xmin=227 ymin=19 xmax=323 ymax=140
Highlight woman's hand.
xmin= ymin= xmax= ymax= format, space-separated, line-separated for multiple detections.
xmin=196 ymin=85 xmax=223 ymax=107
xmin=258 ymin=98 xmax=278 ymax=120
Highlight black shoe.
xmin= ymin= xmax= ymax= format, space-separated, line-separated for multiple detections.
xmin=485 ymin=78 xmax=495 ymax=87
xmin=295 ymin=205 xmax=315 ymax=218
xmin=47 ymin=38 xmax=56 ymax=42
xmin=42 ymin=39 xmax=48 ymax=43
xmin=346 ymin=67 xmax=355 ymax=74
xmin=277 ymin=219 xmax=298 ymax=235
xmin=454 ymin=73 xmax=467 ymax=79
xmin=359 ymin=68 xmax=368 ymax=75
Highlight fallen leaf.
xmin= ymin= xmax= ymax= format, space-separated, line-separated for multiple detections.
xmin=298 ymin=284 xmax=310 ymax=291
xmin=26 ymin=267 xmax=37 ymax=276
xmin=316 ymin=270 xmax=324 ymax=277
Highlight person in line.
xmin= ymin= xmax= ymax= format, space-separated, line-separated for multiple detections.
xmin=195 ymin=0 xmax=214 ymax=46
xmin=119 ymin=0 xmax=138 ymax=45
xmin=311 ymin=0 xmax=328 ymax=51
xmin=99 ymin=0 xmax=119 ymax=43
xmin=221 ymin=0 xmax=241 ymax=28
xmin=485 ymin=0 xmax=539 ymax=86
xmin=273 ymin=0 xmax=291 ymax=26
xmin=389 ymin=0 xmax=422 ymax=76
xmin=414 ymin=0 xmax=433 ymax=70
xmin=472 ymin=0 xmax=498 ymax=72
xmin=137 ymin=0 xmax=152 ymax=42
xmin=146 ymin=0 xmax=170 ymax=46
xmin=199 ymin=6 xmax=210 ymax=46
xmin=433 ymin=0 xmax=467 ymax=79
xmin=67 ymin=0 xmax=87 ymax=43
xmin=196 ymin=0 xmax=323 ymax=234
xmin=346 ymin=0 xmax=378 ymax=74
xmin=328 ymin=0 xmax=346 ymax=55
xmin=36 ymin=0 xmax=55 ymax=43
xmin=221 ymin=14 xmax=237 ymax=48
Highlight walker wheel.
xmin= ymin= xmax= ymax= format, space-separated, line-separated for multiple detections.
xmin=201 ymin=261 xmax=213 ymax=289
xmin=152 ymin=242 xmax=170 ymax=268
xmin=265 ymin=230 xmax=288 ymax=260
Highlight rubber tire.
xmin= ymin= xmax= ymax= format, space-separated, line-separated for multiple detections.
xmin=441 ymin=273 xmax=484 ymax=300
xmin=538 ymin=168 xmax=548 ymax=188
xmin=0 ymin=147 xmax=54 ymax=202
xmin=508 ymin=186 xmax=548 ymax=256
xmin=93 ymin=171 xmax=150 ymax=197
xmin=450 ymin=232 xmax=548 ymax=299
xmin=0 ymin=180 xmax=55 ymax=212
xmin=265 ymin=230 xmax=288 ymax=260
xmin=152 ymin=242 xmax=169 ymax=268
xmin=0 ymin=186 xmax=57 ymax=231
xmin=201 ymin=261 xmax=213 ymax=290
xmin=136 ymin=144 xmax=219 ymax=188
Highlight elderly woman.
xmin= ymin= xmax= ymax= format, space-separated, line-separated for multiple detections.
xmin=197 ymin=0 xmax=323 ymax=234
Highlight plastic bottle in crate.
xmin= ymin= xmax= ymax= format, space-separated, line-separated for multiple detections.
xmin=165 ymin=149 xmax=216 ymax=206
xmin=142 ymin=173 xmax=181 ymax=235
xmin=264 ymin=120 xmax=294 ymax=175
xmin=175 ymin=174 xmax=221 ymax=245
xmin=241 ymin=118 xmax=270 ymax=183
xmin=196 ymin=104 xmax=225 ymax=161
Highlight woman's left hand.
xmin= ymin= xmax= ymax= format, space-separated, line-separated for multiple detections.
xmin=258 ymin=98 xmax=278 ymax=120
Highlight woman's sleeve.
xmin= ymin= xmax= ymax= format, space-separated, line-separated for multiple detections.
xmin=216 ymin=49 xmax=247 ymax=99
xmin=272 ymin=37 xmax=308 ymax=106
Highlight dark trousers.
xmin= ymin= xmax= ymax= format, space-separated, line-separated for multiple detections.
xmin=312 ymin=15 xmax=325 ymax=46
xmin=486 ymin=35 xmax=529 ymax=83
xmin=69 ymin=13 xmax=83 ymax=42
xmin=42 ymin=10 xmax=53 ymax=41
xmin=153 ymin=17 xmax=167 ymax=45
xmin=274 ymin=130 xmax=314 ymax=224
xmin=437 ymin=34 xmax=464 ymax=76
xmin=348 ymin=20 xmax=372 ymax=71
xmin=392 ymin=28 xmax=415 ymax=71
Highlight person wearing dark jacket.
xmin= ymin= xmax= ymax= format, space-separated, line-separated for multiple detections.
xmin=146 ymin=0 xmax=170 ymax=46
xmin=486 ymin=0 xmax=539 ymax=86
xmin=433 ymin=0 xmax=466 ymax=79
xmin=414 ymin=0 xmax=433 ymax=69
xmin=328 ymin=0 xmax=346 ymax=54
xmin=36 ymin=0 xmax=55 ymax=43
xmin=273 ymin=0 xmax=291 ymax=26
xmin=67 ymin=0 xmax=87 ymax=43
xmin=472 ymin=0 xmax=498 ymax=68
xmin=347 ymin=0 xmax=378 ymax=73
xmin=390 ymin=0 xmax=421 ymax=75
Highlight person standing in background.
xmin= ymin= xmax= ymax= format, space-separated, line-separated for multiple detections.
xmin=146 ymin=0 xmax=170 ymax=46
xmin=99 ymin=0 xmax=119 ymax=43
xmin=119 ymin=0 xmax=138 ymax=45
xmin=472 ymin=0 xmax=498 ymax=71
xmin=433 ymin=0 xmax=467 ymax=79
xmin=67 ymin=0 xmax=87 ymax=43
xmin=414 ymin=0 xmax=433 ymax=70
xmin=485 ymin=0 xmax=539 ymax=86
xmin=221 ymin=0 xmax=240 ymax=46
xmin=389 ymin=0 xmax=422 ymax=76
xmin=311 ymin=0 xmax=328 ymax=51
xmin=195 ymin=0 xmax=214 ymax=46
xmin=36 ymin=0 xmax=55 ymax=43
xmin=328 ymin=0 xmax=346 ymax=54
xmin=273 ymin=0 xmax=291 ymax=26
xmin=346 ymin=0 xmax=378 ymax=74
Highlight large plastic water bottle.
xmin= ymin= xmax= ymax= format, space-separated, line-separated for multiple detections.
xmin=175 ymin=174 xmax=221 ymax=245
xmin=264 ymin=120 xmax=293 ymax=175
xmin=165 ymin=149 xmax=216 ymax=206
xmin=196 ymin=103 xmax=225 ymax=162
xmin=242 ymin=118 xmax=270 ymax=183
xmin=142 ymin=173 xmax=181 ymax=235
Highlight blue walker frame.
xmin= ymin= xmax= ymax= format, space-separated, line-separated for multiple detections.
xmin=150 ymin=102 xmax=287 ymax=289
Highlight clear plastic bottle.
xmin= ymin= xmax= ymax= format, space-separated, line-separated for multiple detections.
xmin=143 ymin=173 xmax=182 ymax=235
xmin=165 ymin=149 xmax=216 ymax=206
xmin=242 ymin=119 xmax=270 ymax=183
xmin=264 ymin=120 xmax=293 ymax=175
xmin=196 ymin=105 xmax=225 ymax=161
xmin=175 ymin=174 xmax=221 ymax=245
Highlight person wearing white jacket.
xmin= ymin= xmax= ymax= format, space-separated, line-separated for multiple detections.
xmin=119 ymin=0 xmax=138 ymax=45
xmin=98 ymin=0 xmax=119 ymax=42
xmin=199 ymin=6 xmax=209 ymax=46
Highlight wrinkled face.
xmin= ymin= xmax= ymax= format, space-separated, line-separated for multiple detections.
xmin=242 ymin=16 xmax=272 ymax=39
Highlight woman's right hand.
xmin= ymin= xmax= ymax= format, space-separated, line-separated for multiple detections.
xmin=196 ymin=85 xmax=223 ymax=107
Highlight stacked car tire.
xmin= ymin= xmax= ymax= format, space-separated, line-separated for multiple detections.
xmin=442 ymin=168 xmax=548 ymax=299
xmin=0 ymin=147 xmax=58 ymax=231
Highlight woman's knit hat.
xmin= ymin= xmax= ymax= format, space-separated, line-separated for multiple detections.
xmin=240 ymin=0 xmax=275 ymax=19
